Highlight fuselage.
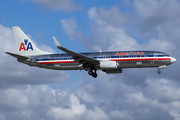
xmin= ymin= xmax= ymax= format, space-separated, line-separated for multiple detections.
xmin=21 ymin=50 xmax=175 ymax=71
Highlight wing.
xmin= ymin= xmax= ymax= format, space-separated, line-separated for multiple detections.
xmin=52 ymin=36 xmax=99 ymax=67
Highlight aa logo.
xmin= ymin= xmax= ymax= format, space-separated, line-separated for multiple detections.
xmin=19 ymin=39 xmax=33 ymax=51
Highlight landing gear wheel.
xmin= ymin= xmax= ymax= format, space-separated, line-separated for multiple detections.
xmin=88 ymin=70 xmax=93 ymax=75
xmin=157 ymin=70 xmax=161 ymax=74
xmin=92 ymin=73 xmax=97 ymax=78
xmin=88 ymin=69 xmax=97 ymax=78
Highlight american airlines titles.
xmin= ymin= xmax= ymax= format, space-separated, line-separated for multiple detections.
xmin=116 ymin=52 xmax=144 ymax=56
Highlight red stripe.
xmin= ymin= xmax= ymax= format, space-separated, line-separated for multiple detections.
xmin=38 ymin=61 xmax=78 ymax=64
xmin=38 ymin=57 xmax=171 ymax=64
xmin=111 ymin=58 xmax=171 ymax=61
xmin=156 ymin=58 xmax=171 ymax=60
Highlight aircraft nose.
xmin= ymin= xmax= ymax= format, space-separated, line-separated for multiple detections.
xmin=171 ymin=57 xmax=176 ymax=63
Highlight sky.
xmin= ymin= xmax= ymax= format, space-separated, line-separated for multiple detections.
xmin=0 ymin=0 xmax=180 ymax=120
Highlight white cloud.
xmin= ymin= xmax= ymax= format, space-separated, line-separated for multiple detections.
xmin=1 ymin=67 xmax=180 ymax=120
xmin=60 ymin=17 xmax=95 ymax=50
xmin=87 ymin=7 xmax=106 ymax=25
xmin=46 ymin=92 xmax=109 ymax=120
xmin=170 ymin=101 xmax=180 ymax=120
xmin=70 ymin=94 xmax=86 ymax=114
xmin=71 ymin=73 xmax=180 ymax=120
xmin=133 ymin=0 xmax=180 ymax=43
xmin=0 ymin=114 xmax=5 ymax=120
xmin=134 ymin=0 xmax=158 ymax=19
xmin=0 ymin=89 xmax=29 ymax=109
xmin=143 ymin=38 xmax=176 ymax=52
xmin=0 ymin=85 xmax=72 ymax=120
xmin=87 ymin=7 xmax=141 ymax=51
xmin=109 ymin=110 xmax=132 ymax=120
xmin=60 ymin=17 xmax=77 ymax=37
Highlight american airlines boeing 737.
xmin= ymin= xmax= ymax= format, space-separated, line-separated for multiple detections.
xmin=6 ymin=26 xmax=176 ymax=78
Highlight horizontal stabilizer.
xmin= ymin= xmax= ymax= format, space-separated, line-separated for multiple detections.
xmin=5 ymin=52 xmax=29 ymax=59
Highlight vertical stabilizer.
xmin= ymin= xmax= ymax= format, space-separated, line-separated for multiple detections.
xmin=12 ymin=26 xmax=52 ymax=56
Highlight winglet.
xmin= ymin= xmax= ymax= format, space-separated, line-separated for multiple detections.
xmin=53 ymin=36 xmax=61 ymax=47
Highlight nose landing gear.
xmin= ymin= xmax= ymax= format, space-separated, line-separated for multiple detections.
xmin=157 ymin=69 xmax=161 ymax=74
xmin=88 ymin=69 xmax=97 ymax=78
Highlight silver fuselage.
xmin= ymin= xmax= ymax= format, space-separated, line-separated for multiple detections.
xmin=19 ymin=51 xmax=176 ymax=71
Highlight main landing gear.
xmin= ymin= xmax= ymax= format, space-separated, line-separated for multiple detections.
xmin=157 ymin=69 xmax=161 ymax=74
xmin=88 ymin=69 xmax=97 ymax=78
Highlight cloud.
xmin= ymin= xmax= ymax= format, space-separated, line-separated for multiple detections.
xmin=0 ymin=85 xmax=71 ymax=120
xmin=1 ymin=74 xmax=180 ymax=120
xmin=72 ymin=73 xmax=180 ymax=120
xmin=133 ymin=0 xmax=180 ymax=41
xmin=0 ymin=85 xmax=110 ymax=120
xmin=134 ymin=0 xmax=159 ymax=19
xmin=60 ymin=17 xmax=95 ymax=50
xmin=47 ymin=94 xmax=109 ymax=120
xmin=24 ymin=0 xmax=82 ymax=12
xmin=60 ymin=17 xmax=77 ymax=37
xmin=0 ymin=88 xmax=29 ymax=110
xmin=87 ymin=7 xmax=141 ymax=51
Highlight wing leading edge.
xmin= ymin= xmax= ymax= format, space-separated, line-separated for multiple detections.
xmin=52 ymin=36 xmax=99 ymax=66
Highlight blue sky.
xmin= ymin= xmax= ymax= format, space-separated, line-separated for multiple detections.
xmin=0 ymin=0 xmax=125 ymax=49
xmin=0 ymin=0 xmax=180 ymax=120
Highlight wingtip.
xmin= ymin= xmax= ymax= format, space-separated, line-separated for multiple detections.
xmin=52 ymin=36 xmax=61 ymax=47
xmin=12 ymin=26 xmax=19 ymax=29
xmin=5 ymin=52 xmax=11 ymax=55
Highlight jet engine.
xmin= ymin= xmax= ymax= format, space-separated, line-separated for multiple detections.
xmin=100 ymin=61 xmax=119 ymax=70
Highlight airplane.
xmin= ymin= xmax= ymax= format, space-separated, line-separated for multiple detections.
xmin=5 ymin=26 xmax=176 ymax=78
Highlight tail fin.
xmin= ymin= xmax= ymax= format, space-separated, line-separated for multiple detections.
xmin=12 ymin=26 xmax=52 ymax=56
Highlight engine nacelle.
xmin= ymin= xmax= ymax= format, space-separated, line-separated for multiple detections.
xmin=100 ymin=61 xmax=119 ymax=70
xmin=105 ymin=69 xmax=122 ymax=74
